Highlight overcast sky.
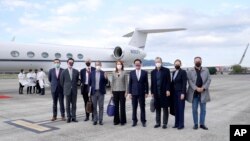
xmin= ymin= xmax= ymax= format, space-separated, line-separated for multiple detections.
xmin=0 ymin=0 xmax=250 ymax=67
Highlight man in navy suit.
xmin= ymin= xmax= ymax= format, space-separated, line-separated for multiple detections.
xmin=128 ymin=59 xmax=149 ymax=127
xmin=48 ymin=59 xmax=65 ymax=121
xmin=151 ymin=57 xmax=171 ymax=129
xmin=80 ymin=58 xmax=95 ymax=121
xmin=89 ymin=61 xmax=108 ymax=125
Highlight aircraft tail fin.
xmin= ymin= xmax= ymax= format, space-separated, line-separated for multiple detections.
xmin=123 ymin=28 xmax=186 ymax=49
xmin=239 ymin=43 xmax=249 ymax=65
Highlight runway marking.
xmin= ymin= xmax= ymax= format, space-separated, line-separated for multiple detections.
xmin=5 ymin=119 xmax=59 ymax=133
xmin=0 ymin=95 xmax=12 ymax=99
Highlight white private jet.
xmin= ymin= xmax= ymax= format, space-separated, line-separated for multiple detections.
xmin=0 ymin=28 xmax=186 ymax=72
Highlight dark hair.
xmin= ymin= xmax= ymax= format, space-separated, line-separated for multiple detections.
xmin=54 ymin=59 xmax=60 ymax=62
xmin=174 ymin=59 xmax=182 ymax=65
xmin=67 ymin=58 xmax=74 ymax=63
xmin=194 ymin=56 xmax=202 ymax=60
xmin=40 ymin=68 xmax=43 ymax=71
xmin=29 ymin=69 xmax=32 ymax=72
xmin=20 ymin=69 xmax=23 ymax=72
xmin=134 ymin=58 xmax=142 ymax=64
xmin=115 ymin=60 xmax=124 ymax=72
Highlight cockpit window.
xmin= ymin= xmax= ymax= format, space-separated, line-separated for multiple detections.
xmin=27 ymin=51 xmax=35 ymax=58
xmin=41 ymin=52 xmax=49 ymax=58
xmin=55 ymin=53 xmax=61 ymax=59
xmin=77 ymin=54 xmax=83 ymax=59
xmin=67 ymin=53 xmax=73 ymax=58
xmin=10 ymin=51 xmax=19 ymax=57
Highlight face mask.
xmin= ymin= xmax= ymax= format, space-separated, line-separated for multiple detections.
xmin=195 ymin=62 xmax=201 ymax=67
xmin=155 ymin=63 xmax=161 ymax=68
xmin=117 ymin=65 xmax=122 ymax=70
xmin=55 ymin=63 xmax=60 ymax=68
xmin=86 ymin=62 xmax=90 ymax=67
xmin=96 ymin=66 xmax=101 ymax=70
xmin=175 ymin=65 xmax=180 ymax=69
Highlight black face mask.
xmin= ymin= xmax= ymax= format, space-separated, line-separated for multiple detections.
xmin=86 ymin=62 xmax=90 ymax=67
xmin=195 ymin=62 xmax=201 ymax=67
xmin=175 ymin=65 xmax=180 ymax=69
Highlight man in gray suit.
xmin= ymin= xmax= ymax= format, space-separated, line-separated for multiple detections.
xmin=60 ymin=58 xmax=79 ymax=123
xmin=186 ymin=57 xmax=211 ymax=130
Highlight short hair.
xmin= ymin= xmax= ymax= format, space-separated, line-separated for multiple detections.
xmin=20 ymin=69 xmax=23 ymax=72
xmin=174 ymin=59 xmax=182 ymax=65
xmin=40 ymin=68 xmax=43 ymax=71
xmin=67 ymin=58 xmax=74 ymax=63
xmin=29 ymin=69 xmax=32 ymax=72
xmin=134 ymin=58 xmax=142 ymax=64
xmin=155 ymin=57 xmax=162 ymax=63
xmin=54 ymin=59 xmax=60 ymax=62
xmin=194 ymin=56 xmax=202 ymax=60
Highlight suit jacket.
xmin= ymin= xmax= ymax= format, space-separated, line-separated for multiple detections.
xmin=186 ymin=67 xmax=211 ymax=103
xmin=151 ymin=67 xmax=171 ymax=108
xmin=129 ymin=69 xmax=149 ymax=96
xmin=80 ymin=67 xmax=95 ymax=85
xmin=60 ymin=68 xmax=79 ymax=96
xmin=171 ymin=69 xmax=187 ymax=94
xmin=89 ymin=70 xmax=108 ymax=95
xmin=48 ymin=68 xmax=64 ymax=93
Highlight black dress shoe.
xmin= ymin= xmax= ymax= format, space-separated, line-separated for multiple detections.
xmin=200 ymin=125 xmax=208 ymax=130
xmin=93 ymin=122 xmax=97 ymax=125
xmin=154 ymin=124 xmax=161 ymax=128
xmin=67 ymin=118 xmax=71 ymax=123
xmin=84 ymin=117 xmax=89 ymax=121
xmin=99 ymin=121 xmax=103 ymax=125
xmin=114 ymin=122 xmax=120 ymax=125
xmin=162 ymin=125 xmax=167 ymax=129
xmin=132 ymin=122 xmax=137 ymax=127
xmin=121 ymin=123 xmax=126 ymax=126
xmin=172 ymin=126 xmax=178 ymax=128
xmin=193 ymin=124 xmax=198 ymax=130
xmin=178 ymin=126 xmax=184 ymax=130
xmin=142 ymin=123 xmax=146 ymax=127
xmin=72 ymin=119 xmax=78 ymax=122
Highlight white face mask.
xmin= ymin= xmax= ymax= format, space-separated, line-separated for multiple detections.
xmin=155 ymin=63 xmax=162 ymax=68
xmin=117 ymin=65 xmax=122 ymax=70
xmin=96 ymin=66 xmax=101 ymax=71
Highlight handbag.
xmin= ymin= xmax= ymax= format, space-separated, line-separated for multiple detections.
xmin=86 ymin=98 xmax=92 ymax=113
xmin=150 ymin=97 xmax=155 ymax=112
xmin=107 ymin=97 xmax=115 ymax=116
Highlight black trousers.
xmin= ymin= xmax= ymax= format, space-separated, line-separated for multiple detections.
xmin=52 ymin=88 xmax=65 ymax=118
xmin=66 ymin=90 xmax=77 ymax=119
xmin=36 ymin=81 xmax=41 ymax=93
xmin=81 ymin=84 xmax=93 ymax=118
xmin=27 ymin=86 xmax=32 ymax=94
xmin=132 ymin=95 xmax=146 ymax=123
xmin=19 ymin=83 xmax=24 ymax=94
xmin=155 ymin=107 xmax=169 ymax=125
xmin=113 ymin=91 xmax=127 ymax=124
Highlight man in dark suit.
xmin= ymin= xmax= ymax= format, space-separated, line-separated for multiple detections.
xmin=171 ymin=59 xmax=187 ymax=130
xmin=60 ymin=58 xmax=79 ymax=123
xmin=48 ymin=59 xmax=65 ymax=121
xmin=80 ymin=58 xmax=95 ymax=121
xmin=128 ymin=59 xmax=149 ymax=127
xmin=89 ymin=61 xmax=108 ymax=125
xmin=151 ymin=57 xmax=171 ymax=129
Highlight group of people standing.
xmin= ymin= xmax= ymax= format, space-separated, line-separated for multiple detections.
xmin=18 ymin=68 xmax=46 ymax=95
xmin=48 ymin=56 xmax=211 ymax=131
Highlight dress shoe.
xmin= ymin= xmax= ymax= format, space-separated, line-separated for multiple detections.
xmin=172 ymin=126 xmax=178 ymax=128
xmin=162 ymin=125 xmax=167 ymax=129
xmin=61 ymin=117 xmax=66 ymax=121
xmin=178 ymin=126 xmax=184 ymax=130
xmin=132 ymin=122 xmax=137 ymax=127
xmin=99 ymin=121 xmax=103 ymax=125
xmin=72 ymin=119 xmax=78 ymax=122
xmin=200 ymin=125 xmax=208 ymax=130
xmin=84 ymin=117 xmax=89 ymax=121
xmin=93 ymin=122 xmax=97 ymax=125
xmin=51 ymin=117 xmax=57 ymax=121
xmin=114 ymin=122 xmax=120 ymax=125
xmin=121 ymin=123 xmax=126 ymax=126
xmin=142 ymin=123 xmax=146 ymax=127
xmin=154 ymin=124 xmax=161 ymax=128
xmin=193 ymin=124 xmax=198 ymax=130
xmin=67 ymin=118 xmax=71 ymax=123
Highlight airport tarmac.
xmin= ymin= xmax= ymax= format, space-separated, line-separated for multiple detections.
xmin=0 ymin=74 xmax=250 ymax=141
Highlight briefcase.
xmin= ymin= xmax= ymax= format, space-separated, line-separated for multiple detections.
xmin=86 ymin=98 xmax=92 ymax=113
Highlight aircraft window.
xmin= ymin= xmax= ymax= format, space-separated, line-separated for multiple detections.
xmin=41 ymin=52 xmax=49 ymax=58
xmin=10 ymin=51 xmax=20 ymax=57
xmin=27 ymin=51 xmax=35 ymax=58
xmin=67 ymin=53 xmax=73 ymax=58
xmin=55 ymin=53 xmax=61 ymax=58
xmin=77 ymin=54 xmax=83 ymax=59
